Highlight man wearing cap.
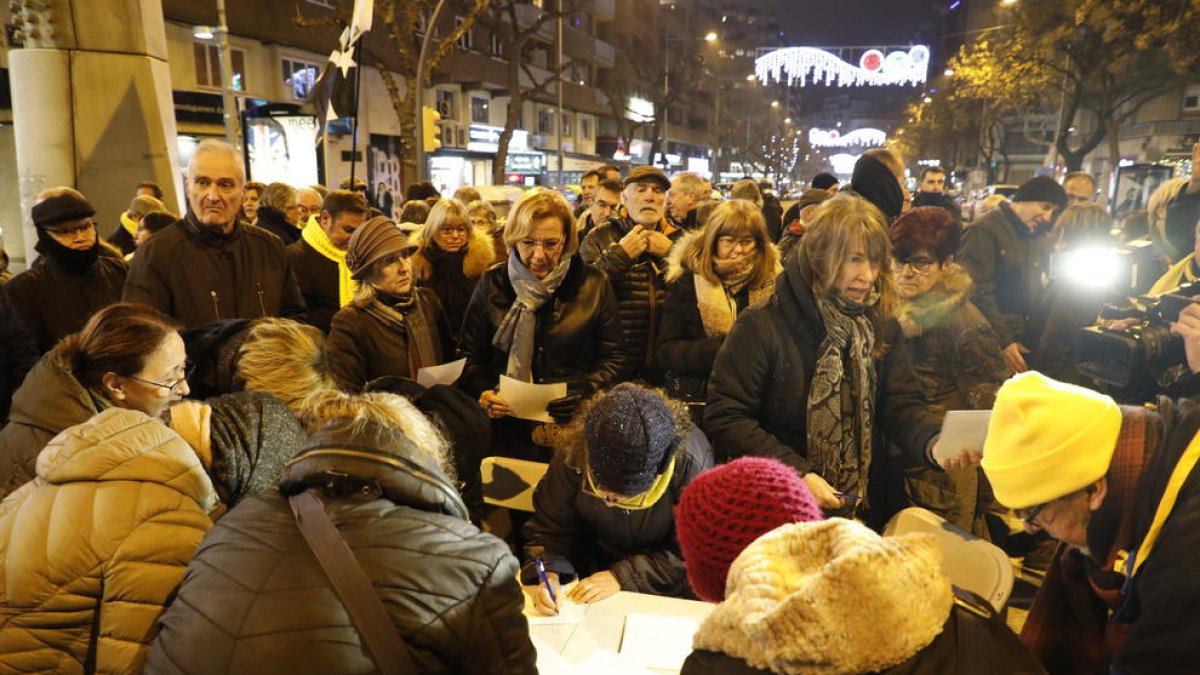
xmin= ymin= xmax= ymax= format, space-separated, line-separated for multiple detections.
xmin=957 ymin=175 xmax=1067 ymax=373
xmin=811 ymin=172 xmax=840 ymax=194
xmin=4 ymin=188 xmax=127 ymax=352
xmin=979 ymin=371 xmax=1200 ymax=675
xmin=124 ymin=139 xmax=306 ymax=329
xmin=286 ymin=189 xmax=370 ymax=333
xmin=579 ymin=165 xmax=682 ymax=383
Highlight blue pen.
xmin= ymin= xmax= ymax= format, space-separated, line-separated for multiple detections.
xmin=833 ymin=492 xmax=861 ymax=501
xmin=534 ymin=558 xmax=557 ymax=605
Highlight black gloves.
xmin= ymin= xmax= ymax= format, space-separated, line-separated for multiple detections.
xmin=546 ymin=394 xmax=583 ymax=424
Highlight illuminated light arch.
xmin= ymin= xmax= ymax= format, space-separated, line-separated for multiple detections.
xmin=808 ymin=127 xmax=887 ymax=148
xmin=756 ymin=45 xmax=929 ymax=87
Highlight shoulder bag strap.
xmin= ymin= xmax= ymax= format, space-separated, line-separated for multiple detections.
xmin=289 ymin=490 xmax=418 ymax=675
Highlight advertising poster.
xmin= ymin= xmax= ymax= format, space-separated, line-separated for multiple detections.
xmin=245 ymin=114 xmax=320 ymax=187
xmin=369 ymin=134 xmax=403 ymax=219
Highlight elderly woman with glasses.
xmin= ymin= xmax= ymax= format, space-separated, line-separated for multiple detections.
xmin=522 ymin=383 xmax=712 ymax=614
xmin=888 ymin=206 xmax=1008 ymax=537
xmin=410 ymin=198 xmax=496 ymax=334
xmin=459 ymin=189 xmax=630 ymax=461
xmin=657 ymin=199 xmax=781 ymax=404
xmin=327 ymin=217 xmax=454 ymax=393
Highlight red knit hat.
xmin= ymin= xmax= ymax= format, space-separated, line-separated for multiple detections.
xmin=675 ymin=458 xmax=824 ymax=602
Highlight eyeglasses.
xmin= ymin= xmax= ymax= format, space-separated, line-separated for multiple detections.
xmin=1013 ymin=501 xmax=1049 ymax=528
xmin=581 ymin=468 xmax=654 ymax=509
xmin=893 ymin=256 xmax=938 ymax=274
xmin=517 ymin=238 xmax=564 ymax=253
xmin=126 ymin=362 xmax=194 ymax=394
xmin=45 ymin=220 xmax=96 ymax=237
xmin=717 ymin=236 xmax=758 ymax=251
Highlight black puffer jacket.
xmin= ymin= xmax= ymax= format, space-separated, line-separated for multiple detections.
xmin=704 ymin=258 xmax=940 ymax=485
xmin=579 ymin=216 xmax=681 ymax=379
xmin=521 ymin=423 xmax=712 ymax=596
xmin=144 ymin=421 xmax=537 ymax=675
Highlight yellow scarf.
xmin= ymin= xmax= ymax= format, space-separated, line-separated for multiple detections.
xmin=586 ymin=457 xmax=677 ymax=510
xmin=301 ymin=217 xmax=356 ymax=307
xmin=120 ymin=211 xmax=138 ymax=237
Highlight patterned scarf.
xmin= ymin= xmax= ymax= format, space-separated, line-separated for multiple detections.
xmin=806 ymin=291 xmax=878 ymax=502
xmin=363 ymin=290 xmax=441 ymax=373
xmin=493 ymin=249 xmax=572 ymax=381
xmin=302 ymin=217 xmax=356 ymax=307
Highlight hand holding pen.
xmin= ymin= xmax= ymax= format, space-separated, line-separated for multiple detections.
xmin=532 ymin=559 xmax=560 ymax=616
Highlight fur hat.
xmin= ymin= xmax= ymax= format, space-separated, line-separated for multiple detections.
xmin=675 ymin=457 xmax=823 ymax=602
xmin=1012 ymin=176 xmax=1068 ymax=209
xmin=585 ymin=383 xmax=676 ymax=495
xmin=692 ymin=519 xmax=953 ymax=675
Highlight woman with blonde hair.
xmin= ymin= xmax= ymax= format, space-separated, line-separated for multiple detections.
xmin=705 ymin=194 xmax=942 ymax=519
xmin=460 ymin=189 xmax=628 ymax=460
xmin=146 ymin=391 xmax=537 ymax=674
xmin=411 ymin=198 xmax=496 ymax=333
xmin=657 ymin=199 xmax=781 ymax=403
xmin=238 ymin=317 xmax=339 ymax=426
xmin=327 ymin=217 xmax=454 ymax=392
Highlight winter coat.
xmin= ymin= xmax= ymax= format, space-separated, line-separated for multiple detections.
xmin=520 ymin=423 xmax=712 ymax=596
xmin=143 ymin=420 xmax=537 ymax=675
xmin=458 ymin=256 xmax=630 ymax=459
xmin=0 ymin=290 xmax=38 ymax=424
xmin=579 ymin=216 xmax=682 ymax=381
xmin=123 ymin=214 xmax=307 ymax=329
xmin=0 ymin=350 xmax=109 ymax=499
xmin=3 ymin=251 xmax=127 ymax=353
xmin=253 ymin=205 xmax=301 ymax=246
xmin=681 ymin=519 xmax=1046 ymax=675
xmin=761 ymin=193 xmax=784 ymax=243
xmin=411 ymin=227 xmax=495 ymax=335
xmin=327 ymin=288 xmax=455 ymax=392
xmin=957 ymin=203 xmax=1048 ymax=348
xmin=703 ymin=257 xmax=940 ymax=496
xmin=1026 ymin=279 xmax=1108 ymax=386
xmin=0 ymin=408 xmax=216 ymax=675
xmin=285 ymin=237 xmax=341 ymax=333
xmin=891 ymin=265 xmax=1007 ymax=537
xmin=656 ymin=230 xmax=779 ymax=402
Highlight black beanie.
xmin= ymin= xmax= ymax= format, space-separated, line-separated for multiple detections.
xmin=849 ymin=155 xmax=904 ymax=221
xmin=32 ymin=192 xmax=96 ymax=229
xmin=585 ymin=383 xmax=677 ymax=495
xmin=1012 ymin=176 xmax=1067 ymax=209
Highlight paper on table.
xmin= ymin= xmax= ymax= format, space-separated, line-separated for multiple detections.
xmin=524 ymin=581 xmax=587 ymax=625
xmin=532 ymin=635 xmax=579 ymax=675
xmin=576 ymin=650 xmax=655 ymax=675
xmin=499 ymin=375 xmax=567 ymax=423
xmin=619 ymin=613 xmax=703 ymax=671
xmin=416 ymin=357 xmax=466 ymax=388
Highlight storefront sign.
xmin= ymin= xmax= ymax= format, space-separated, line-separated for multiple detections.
xmin=467 ymin=124 xmax=531 ymax=153
xmin=173 ymin=90 xmax=225 ymax=126
xmin=506 ymin=152 xmax=545 ymax=174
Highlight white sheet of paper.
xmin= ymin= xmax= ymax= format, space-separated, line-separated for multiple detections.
xmin=500 ymin=375 xmax=567 ymax=423
xmin=524 ymin=581 xmax=586 ymax=625
xmin=935 ymin=409 xmax=993 ymax=461
xmin=416 ymin=357 xmax=466 ymax=388
xmin=576 ymin=650 xmax=655 ymax=675
xmin=532 ymin=635 xmax=579 ymax=675
xmin=618 ymin=613 xmax=702 ymax=671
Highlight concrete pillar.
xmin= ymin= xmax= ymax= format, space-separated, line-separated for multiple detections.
xmin=9 ymin=0 xmax=182 ymax=265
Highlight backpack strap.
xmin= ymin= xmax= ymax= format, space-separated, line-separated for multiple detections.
xmin=290 ymin=490 xmax=419 ymax=675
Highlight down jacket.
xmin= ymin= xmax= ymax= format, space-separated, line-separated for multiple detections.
xmin=521 ymin=423 xmax=713 ymax=596
xmin=0 ymin=409 xmax=216 ymax=675
xmin=144 ymin=419 xmax=537 ymax=675
xmin=0 ymin=350 xmax=109 ymax=500
xmin=579 ymin=216 xmax=682 ymax=380
xmin=704 ymin=257 xmax=941 ymax=514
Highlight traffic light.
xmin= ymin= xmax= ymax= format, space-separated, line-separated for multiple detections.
xmin=422 ymin=106 xmax=442 ymax=153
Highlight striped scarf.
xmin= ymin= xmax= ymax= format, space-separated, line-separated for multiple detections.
xmin=302 ymin=217 xmax=356 ymax=307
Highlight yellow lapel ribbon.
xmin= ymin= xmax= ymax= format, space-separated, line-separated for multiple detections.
xmin=120 ymin=211 xmax=138 ymax=237
xmin=301 ymin=216 xmax=356 ymax=307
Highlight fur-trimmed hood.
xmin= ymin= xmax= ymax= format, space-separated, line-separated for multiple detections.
xmin=410 ymin=225 xmax=496 ymax=281
xmin=895 ymin=263 xmax=974 ymax=338
xmin=665 ymin=229 xmax=783 ymax=283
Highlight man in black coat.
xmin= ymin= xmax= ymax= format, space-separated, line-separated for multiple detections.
xmin=124 ymin=139 xmax=306 ymax=329
xmin=286 ymin=189 xmax=369 ymax=333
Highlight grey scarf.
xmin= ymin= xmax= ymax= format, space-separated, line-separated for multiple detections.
xmin=806 ymin=292 xmax=878 ymax=504
xmin=493 ymin=249 xmax=572 ymax=381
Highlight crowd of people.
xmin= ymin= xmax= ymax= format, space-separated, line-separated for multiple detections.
xmin=0 ymin=136 xmax=1198 ymax=674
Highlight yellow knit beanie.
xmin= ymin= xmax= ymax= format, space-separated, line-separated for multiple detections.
xmin=981 ymin=371 xmax=1121 ymax=509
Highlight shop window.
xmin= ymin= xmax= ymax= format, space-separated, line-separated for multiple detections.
xmin=471 ymin=96 xmax=490 ymax=124
xmin=282 ymin=58 xmax=320 ymax=101
xmin=195 ymin=43 xmax=246 ymax=92
xmin=538 ymin=108 xmax=555 ymax=135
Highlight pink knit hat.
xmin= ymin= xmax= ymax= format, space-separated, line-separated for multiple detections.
xmin=675 ymin=457 xmax=824 ymax=602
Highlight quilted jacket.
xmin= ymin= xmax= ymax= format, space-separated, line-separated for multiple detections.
xmin=0 ymin=408 xmax=216 ymax=674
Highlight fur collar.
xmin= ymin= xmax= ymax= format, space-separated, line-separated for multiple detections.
xmin=666 ymin=228 xmax=705 ymax=281
xmin=895 ymin=263 xmax=973 ymax=338
xmin=410 ymin=225 xmax=496 ymax=281
xmin=692 ymin=519 xmax=953 ymax=675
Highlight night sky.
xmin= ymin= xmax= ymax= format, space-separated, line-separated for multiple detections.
xmin=759 ymin=0 xmax=941 ymax=47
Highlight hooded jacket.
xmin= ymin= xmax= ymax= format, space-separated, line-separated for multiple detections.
xmin=3 ymin=248 xmax=127 ymax=352
xmin=0 ymin=350 xmax=108 ymax=499
xmin=123 ymin=214 xmax=307 ymax=329
xmin=144 ymin=420 xmax=537 ymax=675
xmin=410 ymin=226 xmax=495 ymax=334
xmin=956 ymin=203 xmax=1047 ymax=347
xmin=844 ymin=155 xmax=905 ymax=222
xmin=0 ymin=409 xmax=216 ymax=675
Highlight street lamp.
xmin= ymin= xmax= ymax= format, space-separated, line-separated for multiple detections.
xmin=662 ymin=29 xmax=719 ymax=170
